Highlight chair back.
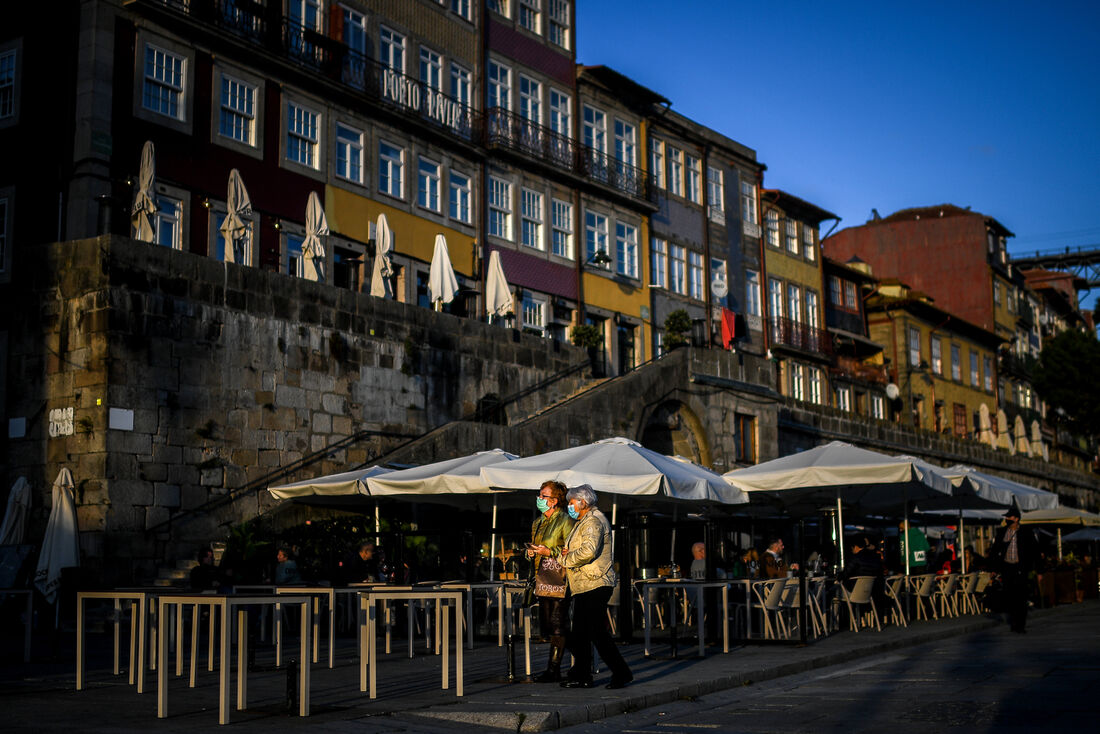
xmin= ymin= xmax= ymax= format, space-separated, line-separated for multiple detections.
xmin=974 ymin=571 xmax=992 ymax=593
xmin=937 ymin=573 xmax=958 ymax=596
xmin=959 ymin=572 xmax=978 ymax=595
xmin=779 ymin=577 xmax=801 ymax=608
xmin=913 ymin=574 xmax=936 ymax=597
xmin=846 ymin=576 xmax=875 ymax=605
xmin=885 ymin=574 xmax=905 ymax=599
xmin=753 ymin=578 xmax=786 ymax=611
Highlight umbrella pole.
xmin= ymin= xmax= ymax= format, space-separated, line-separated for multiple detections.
xmin=670 ymin=506 xmax=678 ymax=567
xmin=611 ymin=498 xmax=618 ymax=556
xmin=1057 ymin=528 xmax=1062 ymax=562
xmin=489 ymin=498 xmax=498 ymax=583
xmin=374 ymin=502 xmax=380 ymax=546
xmin=798 ymin=518 xmax=808 ymax=645
xmin=959 ymin=512 xmax=966 ymax=574
xmin=836 ymin=493 xmax=845 ymax=572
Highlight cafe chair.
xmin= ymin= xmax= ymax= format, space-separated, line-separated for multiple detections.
xmin=883 ymin=575 xmax=909 ymax=627
xmin=954 ymin=572 xmax=979 ymax=615
xmin=839 ymin=576 xmax=881 ymax=632
xmin=779 ymin=577 xmax=823 ymax=639
xmin=751 ymin=578 xmax=789 ymax=640
xmin=910 ymin=574 xmax=938 ymax=621
xmin=933 ymin=574 xmax=959 ymax=618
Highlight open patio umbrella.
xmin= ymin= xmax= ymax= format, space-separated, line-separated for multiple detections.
xmin=1062 ymin=528 xmax=1100 ymax=542
xmin=301 ymin=191 xmax=328 ymax=282
xmin=944 ymin=466 xmax=1059 ymax=511
xmin=428 ymin=234 xmax=459 ymax=311
xmin=220 ymin=168 xmax=253 ymax=264
xmin=484 ymin=250 xmax=513 ymax=322
xmin=131 ymin=140 xmax=157 ymax=242
xmin=370 ymin=213 xmax=394 ymax=298
xmin=34 ymin=468 xmax=80 ymax=605
xmin=0 ymin=476 xmax=31 ymax=545
xmin=267 ymin=465 xmax=392 ymax=500
xmin=1020 ymin=507 xmax=1100 ymax=526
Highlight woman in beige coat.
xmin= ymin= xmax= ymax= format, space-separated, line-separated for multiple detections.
xmin=559 ymin=484 xmax=632 ymax=689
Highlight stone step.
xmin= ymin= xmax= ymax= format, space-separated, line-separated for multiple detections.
xmin=525 ymin=377 xmax=610 ymax=419
xmin=177 ymin=559 xmax=198 ymax=570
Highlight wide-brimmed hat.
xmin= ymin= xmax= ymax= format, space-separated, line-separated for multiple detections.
xmin=1003 ymin=498 xmax=1022 ymax=519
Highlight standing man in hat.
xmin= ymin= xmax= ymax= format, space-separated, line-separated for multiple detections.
xmin=989 ymin=500 xmax=1038 ymax=633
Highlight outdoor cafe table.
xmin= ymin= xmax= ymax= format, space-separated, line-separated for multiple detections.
xmin=233 ymin=585 xmax=335 ymax=668
xmin=634 ymin=578 xmax=730 ymax=657
xmin=358 ymin=587 xmax=464 ymax=699
xmin=441 ymin=581 xmax=532 ymax=675
xmin=157 ymin=594 xmax=311 ymax=725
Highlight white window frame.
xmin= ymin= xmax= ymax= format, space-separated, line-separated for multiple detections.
xmin=768 ymin=278 xmax=784 ymax=320
xmin=806 ymin=290 xmax=820 ymax=330
xmin=142 ymin=43 xmax=187 ymax=121
xmin=909 ymin=326 xmax=922 ymax=367
xmin=766 ymin=209 xmax=780 ymax=248
xmin=707 ymin=166 xmax=724 ymax=212
xmin=521 ymin=188 xmax=544 ymax=250
xmin=488 ymin=175 xmax=512 ymax=240
xmin=519 ymin=75 xmax=541 ymax=126
xmin=670 ymin=244 xmax=687 ymax=295
xmin=745 ymin=269 xmax=761 ymax=317
xmin=785 ymin=218 xmax=798 ymax=254
xmin=931 ymin=336 xmax=942 ymax=375
xmin=789 ymin=363 xmax=805 ymax=401
xmin=688 ymin=251 xmax=704 ymax=299
xmin=217 ymin=74 xmax=256 ymax=146
xmin=803 ymin=223 xmax=816 ymax=260
xmin=488 ymin=60 xmax=511 ymax=110
xmin=668 ymin=146 xmax=683 ymax=197
xmin=787 ymin=283 xmax=802 ymax=323
xmin=835 ymin=384 xmax=852 ymax=412
xmin=614 ymin=119 xmax=636 ymax=167
xmin=551 ymin=198 xmax=573 ymax=259
xmin=380 ymin=26 xmax=406 ymax=72
xmin=451 ymin=0 xmax=472 ymax=21
xmin=650 ymin=237 xmax=668 ymax=288
xmin=548 ymin=88 xmax=571 ymax=136
xmin=518 ymin=0 xmax=542 ymax=34
xmin=685 ymin=153 xmax=701 ymax=204
xmin=951 ymin=343 xmax=962 ymax=381
xmin=449 ymin=171 xmax=472 ymax=224
xmin=649 ymin=138 xmax=665 ymax=190
xmin=521 ymin=292 xmax=547 ymax=335
xmin=740 ymin=179 xmax=758 ymax=225
xmin=809 ymin=368 xmax=823 ymax=405
xmin=582 ymin=105 xmax=606 ymax=154
xmin=616 ymin=222 xmax=639 ymax=279
xmin=285 ymin=230 xmax=306 ymax=278
xmin=153 ymin=193 xmax=184 ymax=251
xmin=585 ymin=211 xmax=609 ymax=268
xmin=970 ymin=350 xmax=980 ymax=387
xmin=548 ymin=0 xmax=570 ymax=49
xmin=417 ymin=157 xmax=441 ymax=212
xmin=450 ymin=63 xmax=471 ymax=107
xmin=871 ymin=394 xmax=886 ymax=419
xmin=378 ymin=140 xmax=404 ymax=198
xmin=419 ymin=47 xmax=442 ymax=91
xmin=334 ymin=121 xmax=364 ymax=185
xmin=286 ymin=99 xmax=321 ymax=170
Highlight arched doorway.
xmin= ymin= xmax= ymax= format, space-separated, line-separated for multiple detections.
xmin=639 ymin=400 xmax=710 ymax=466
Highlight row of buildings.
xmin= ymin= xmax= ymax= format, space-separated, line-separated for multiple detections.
xmin=1 ymin=1 xmax=1094 ymax=474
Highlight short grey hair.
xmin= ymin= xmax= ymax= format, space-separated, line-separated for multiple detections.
xmin=566 ymin=484 xmax=597 ymax=507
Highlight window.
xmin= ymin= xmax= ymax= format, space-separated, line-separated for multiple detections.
xmin=489 ymin=176 xmax=512 ymax=239
xmin=288 ymin=0 xmax=322 ymax=61
xmin=519 ymin=75 xmax=541 ymax=123
xmin=488 ymin=60 xmax=511 ymax=110
xmin=787 ymin=283 xmax=802 ymax=323
xmin=154 ymin=195 xmax=183 ymax=250
xmin=993 ymin=280 xmax=1001 ymax=306
xmin=707 ymin=166 xmax=724 ymax=211
xmin=616 ymin=222 xmax=638 ymax=278
xmin=584 ymin=211 xmax=608 ymax=266
xmin=806 ymin=290 xmax=819 ymax=330
xmin=521 ymin=188 xmax=544 ymax=250
xmin=953 ymin=403 xmax=968 ymax=438
xmin=871 ymin=394 xmax=885 ymax=420
xmin=785 ymin=218 xmax=798 ymax=254
xmin=380 ymin=26 xmax=405 ymax=72
xmin=670 ymin=244 xmax=687 ymax=294
xmin=451 ymin=0 xmax=471 ymax=21
xmin=735 ymin=414 xmax=756 ymax=464
xmin=685 ymin=154 xmax=701 ymax=204
xmin=970 ymin=350 xmax=979 ymax=387
xmin=688 ymin=251 xmax=704 ymax=299
xmin=908 ymin=326 xmax=921 ymax=366
xmin=668 ymin=147 xmax=683 ymax=196
xmin=417 ymin=158 xmax=441 ymax=212
xmin=834 ymin=385 xmax=851 ymax=411
xmin=548 ymin=0 xmax=570 ymax=48
xmin=582 ymin=105 xmax=606 ymax=153
xmin=218 ymin=75 xmax=255 ymax=145
xmin=789 ymin=363 xmax=805 ymax=401
xmin=551 ymin=198 xmax=573 ymax=258
xmin=844 ymin=280 xmax=858 ymax=310
xmin=766 ymin=209 xmax=779 ymax=248
xmin=951 ymin=344 xmax=962 ymax=381
xmin=649 ymin=139 xmax=665 ymax=189
xmin=614 ymin=119 xmax=636 ymax=167
xmin=419 ymin=48 xmax=442 ymax=91
xmin=342 ymin=7 xmax=367 ymax=87
xmin=740 ymin=180 xmax=758 ymax=225
xmin=518 ymin=0 xmax=541 ymax=33
xmin=286 ymin=100 xmax=320 ymax=168
xmin=768 ymin=278 xmax=784 ymax=321
xmin=334 ymin=122 xmax=363 ymax=184
xmin=285 ymin=233 xmax=305 ymax=277
xmin=378 ymin=140 xmax=404 ymax=198
xmin=745 ymin=270 xmax=761 ymax=317
xmin=522 ymin=293 xmax=546 ymax=334
xmin=548 ymin=89 xmax=570 ymax=135
xmin=829 ymin=275 xmax=843 ymax=306
xmin=488 ymin=0 xmax=509 ymax=16
xmin=0 ymin=49 xmax=15 ymax=119
xmin=983 ymin=356 xmax=993 ymax=392
xmin=803 ymin=223 xmax=815 ymax=260
xmin=143 ymin=44 xmax=185 ymax=119
xmin=931 ymin=336 xmax=942 ymax=374
xmin=449 ymin=172 xmax=471 ymax=224
xmin=809 ymin=367 xmax=823 ymax=405
xmin=650 ymin=237 xmax=668 ymax=288
xmin=450 ymin=64 xmax=471 ymax=107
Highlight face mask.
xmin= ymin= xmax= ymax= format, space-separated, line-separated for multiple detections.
xmin=567 ymin=504 xmax=580 ymax=520
xmin=536 ymin=497 xmax=550 ymax=513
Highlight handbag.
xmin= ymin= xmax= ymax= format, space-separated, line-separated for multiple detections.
xmin=534 ymin=555 xmax=567 ymax=599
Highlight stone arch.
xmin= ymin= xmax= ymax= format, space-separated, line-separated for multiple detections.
xmin=639 ymin=399 xmax=712 ymax=466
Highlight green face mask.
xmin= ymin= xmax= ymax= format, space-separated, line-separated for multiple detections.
xmin=536 ymin=497 xmax=550 ymax=513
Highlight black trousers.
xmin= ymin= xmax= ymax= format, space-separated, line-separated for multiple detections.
xmin=565 ymin=585 xmax=630 ymax=681
xmin=538 ymin=595 xmax=568 ymax=637
xmin=1002 ymin=566 xmax=1029 ymax=631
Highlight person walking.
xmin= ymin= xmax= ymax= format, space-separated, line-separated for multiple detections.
xmin=559 ymin=485 xmax=632 ymax=690
xmin=989 ymin=500 xmax=1038 ymax=633
xmin=525 ymin=480 xmax=574 ymax=683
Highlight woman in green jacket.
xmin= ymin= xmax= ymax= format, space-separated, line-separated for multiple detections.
xmin=526 ymin=480 xmax=574 ymax=682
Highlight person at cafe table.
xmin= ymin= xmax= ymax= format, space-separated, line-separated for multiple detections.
xmin=525 ymin=479 xmax=574 ymax=683
xmin=559 ymin=484 xmax=633 ymax=690
xmin=762 ymin=537 xmax=798 ymax=578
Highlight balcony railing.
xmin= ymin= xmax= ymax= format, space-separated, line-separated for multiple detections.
xmin=998 ymin=351 xmax=1037 ymax=379
xmin=768 ymin=317 xmax=832 ymax=357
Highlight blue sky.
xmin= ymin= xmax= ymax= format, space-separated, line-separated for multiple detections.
xmin=576 ymin=1 xmax=1100 ymax=305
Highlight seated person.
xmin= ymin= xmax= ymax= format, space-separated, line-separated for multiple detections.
xmin=274 ymin=547 xmax=303 ymax=585
xmin=761 ymin=538 xmax=798 ymax=579
xmin=189 ymin=547 xmax=222 ymax=591
xmin=342 ymin=542 xmax=381 ymax=584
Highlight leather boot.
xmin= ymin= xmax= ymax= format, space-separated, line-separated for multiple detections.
xmin=533 ymin=637 xmax=564 ymax=683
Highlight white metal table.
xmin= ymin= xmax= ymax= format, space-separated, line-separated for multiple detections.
xmin=634 ymin=578 xmax=729 ymax=657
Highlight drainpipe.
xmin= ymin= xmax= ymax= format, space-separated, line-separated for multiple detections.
xmin=701 ymin=142 xmax=713 ymax=347
xmin=477 ymin=0 xmax=488 ymax=320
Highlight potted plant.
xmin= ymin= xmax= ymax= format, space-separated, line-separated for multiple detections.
xmin=663 ymin=309 xmax=692 ymax=349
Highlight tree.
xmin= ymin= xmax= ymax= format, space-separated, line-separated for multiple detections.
xmin=1031 ymin=329 xmax=1100 ymax=438
xmin=570 ymin=323 xmax=602 ymax=349
xmin=663 ymin=309 xmax=692 ymax=349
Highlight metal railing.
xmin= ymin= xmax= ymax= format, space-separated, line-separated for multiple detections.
xmin=768 ymin=317 xmax=833 ymax=357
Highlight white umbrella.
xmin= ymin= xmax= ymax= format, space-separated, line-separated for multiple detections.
xmin=366 ymin=449 xmax=518 ymax=496
xmin=428 ymin=234 xmax=459 ymax=310
xmin=480 ymin=437 xmax=746 ymax=504
xmin=995 ymin=409 xmax=1013 ymax=453
xmin=0 ymin=476 xmax=31 ymax=545
xmin=1020 ymin=507 xmax=1100 ymax=526
xmin=131 ymin=141 xmax=157 ymax=243
xmin=1029 ymin=420 xmax=1046 ymax=461
xmin=268 ymin=465 xmax=392 ymax=499
xmin=301 ymin=191 xmax=328 ymax=282
xmin=34 ymin=468 xmax=81 ymax=605
xmin=220 ymin=168 xmax=253 ymax=264
xmin=370 ymin=213 xmax=394 ymax=298
xmin=943 ymin=465 xmax=1060 ymax=511
xmin=1062 ymin=528 xmax=1100 ymax=542
xmin=977 ymin=404 xmax=995 ymax=447
xmin=1013 ymin=415 xmax=1031 ymax=456
xmin=484 ymin=250 xmax=513 ymax=321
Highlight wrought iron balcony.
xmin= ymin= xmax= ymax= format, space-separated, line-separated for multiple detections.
xmin=767 ymin=317 xmax=833 ymax=358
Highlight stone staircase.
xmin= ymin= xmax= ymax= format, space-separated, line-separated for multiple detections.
xmin=151 ymin=558 xmax=197 ymax=587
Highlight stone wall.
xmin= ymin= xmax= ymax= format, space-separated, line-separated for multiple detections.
xmin=3 ymin=236 xmax=589 ymax=583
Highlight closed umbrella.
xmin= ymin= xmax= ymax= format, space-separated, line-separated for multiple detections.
xmin=977 ymin=404 xmax=995 ymax=447
xmin=1029 ymin=420 xmax=1047 ymax=461
xmin=995 ymin=409 xmax=1013 ymax=453
xmin=1013 ymin=415 xmax=1031 ymax=456
xmin=301 ymin=191 xmax=328 ymax=282
xmin=220 ymin=168 xmax=253 ymax=264
xmin=428 ymin=234 xmax=459 ymax=310
xmin=484 ymin=250 xmax=513 ymax=322
xmin=370 ymin=213 xmax=394 ymax=298
xmin=0 ymin=476 xmax=31 ymax=545
xmin=34 ymin=468 xmax=80 ymax=605
xmin=131 ymin=141 xmax=157 ymax=242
